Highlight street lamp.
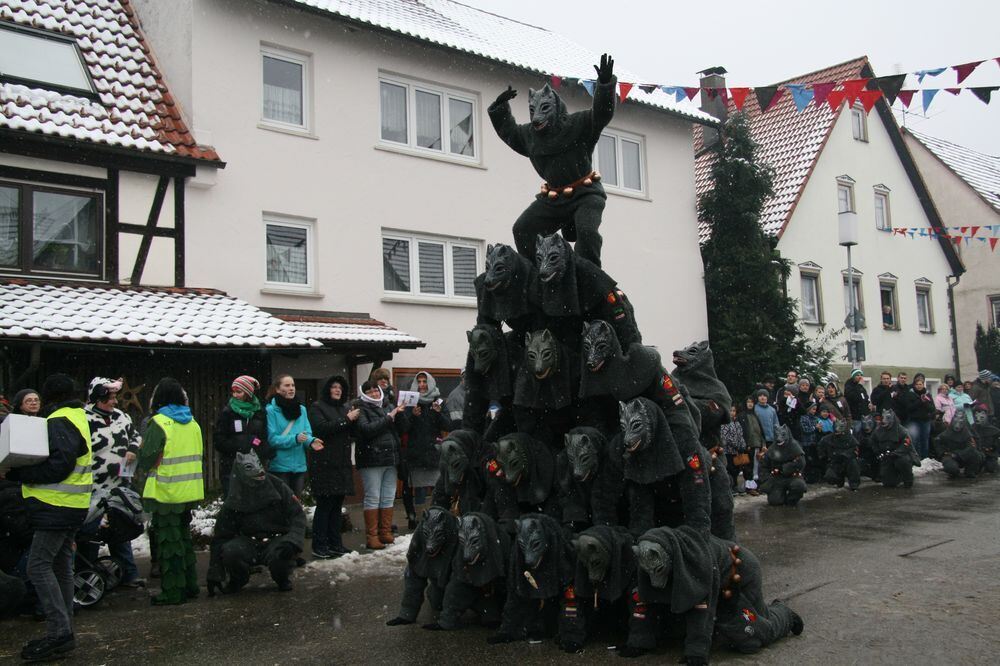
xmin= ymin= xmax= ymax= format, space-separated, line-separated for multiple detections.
xmin=839 ymin=209 xmax=864 ymax=369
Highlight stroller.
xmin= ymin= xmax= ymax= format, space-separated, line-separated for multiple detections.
xmin=74 ymin=486 xmax=145 ymax=608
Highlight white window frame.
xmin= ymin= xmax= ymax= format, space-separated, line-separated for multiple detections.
xmin=851 ymin=104 xmax=868 ymax=142
xmin=879 ymin=278 xmax=900 ymax=331
xmin=874 ymin=187 xmax=891 ymax=231
xmin=915 ymin=282 xmax=934 ymax=333
xmin=260 ymin=44 xmax=312 ymax=134
xmin=842 ymin=272 xmax=865 ymax=328
xmin=593 ymin=128 xmax=647 ymax=196
xmin=799 ymin=268 xmax=823 ymax=325
xmin=0 ymin=24 xmax=94 ymax=95
xmin=837 ymin=176 xmax=855 ymax=213
xmin=381 ymin=230 xmax=482 ymax=305
xmin=263 ymin=213 xmax=316 ymax=293
xmin=991 ymin=294 xmax=1000 ymax=328
xmin=377 ymin=73 xmax=480 ymax=164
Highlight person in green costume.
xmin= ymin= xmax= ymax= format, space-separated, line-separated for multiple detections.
xmin=137 ymin=377 xmax=205 ymax=605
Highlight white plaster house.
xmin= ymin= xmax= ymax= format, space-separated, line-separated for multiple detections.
xmin=903 ymin=129 xmax=1000 ymax=379
xmin=128 ymin=0 xmax=717 ymax=397
xmin=695 ymin=58 xmax=965 ymax=386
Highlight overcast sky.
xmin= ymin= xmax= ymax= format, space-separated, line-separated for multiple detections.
xmin=461 ymin=0 xmax=1000 ymax=155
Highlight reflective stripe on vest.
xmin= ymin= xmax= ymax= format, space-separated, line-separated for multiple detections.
xmin=142 ymin=413 xmax=204 ymax=504
xmin=22 ymin=407 xmax=93 ymax=509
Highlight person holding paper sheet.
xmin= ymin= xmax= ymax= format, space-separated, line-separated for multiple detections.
xmin=401 ymin=371 xmax=446 ymax=529
xmin=355 ymin=381 xmax=407 ymax=550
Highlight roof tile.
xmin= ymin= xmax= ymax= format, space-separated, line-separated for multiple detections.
xmin=906 ymin=129 xmax=1000 ymax=215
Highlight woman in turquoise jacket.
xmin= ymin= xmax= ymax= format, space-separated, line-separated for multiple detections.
xmin=265 ymin=374 xmax=322 ymax=496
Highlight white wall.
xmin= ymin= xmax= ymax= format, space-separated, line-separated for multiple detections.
xmin=778 ymin=107 xmax=956 ymax=374
xmin=904 ymin=134 xmax=1000 ymax=379
xmin=134 ymin=0 xmax=708 ymax=374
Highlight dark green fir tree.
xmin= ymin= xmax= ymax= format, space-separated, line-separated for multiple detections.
xmin=699 ymin=112 xmax=835 ymax=399
xmin=974 ymin=323 xmax=1000 ymax=374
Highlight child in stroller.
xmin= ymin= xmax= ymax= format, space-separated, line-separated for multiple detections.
xmin=74 ymin=486 xmax=145 ymax=608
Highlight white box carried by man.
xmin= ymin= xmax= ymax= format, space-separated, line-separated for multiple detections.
xmin=0 ymin=414 xmax=50 ymax=471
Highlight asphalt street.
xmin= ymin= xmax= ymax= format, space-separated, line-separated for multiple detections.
xmin=2 ymin=472 xmax=998 ymax=665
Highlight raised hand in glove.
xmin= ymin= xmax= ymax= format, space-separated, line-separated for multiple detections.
xmin=494 ymin=86 xmax=517 ymax=106
xmin=386 ymin=616 xmax=414 ymax=626
xmin=594 ymin=53 xmax=615 ymax=84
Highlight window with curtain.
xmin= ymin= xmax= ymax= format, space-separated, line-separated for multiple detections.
xmin=266 ymin=222 xmax=310 ymax=286
xmin=378 ymin=75 xmax=477 ymax=159
xmin=800 ymin=273 xmax=821 ymax=324
xmin=990 ymin=295 xmax=1000 ymax=328
xmin=874 ymin=191 xmax=890 ymax=230
xmin=842 ymin=275 xmax=864 ymax=325
xmin=382 ymin=231 xmax=480 ymax=301
xmin=261 ymin=48 xmax=308 ymax=128
xmin=837 ymin=183 xmax=854 ymax=213
xmin=0 ymin=185 xmax=19 ymax=268
xmin=880 ymin=283 xmax=899 ymax=329
xmin=916 ymin=287 xmax=933 ymax=332
xmin=851 ymin=105 xmax=867 ymax=141
xmin=593 ymin=130 xmax=645 ymax=193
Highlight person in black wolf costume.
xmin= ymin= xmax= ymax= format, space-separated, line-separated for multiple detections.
xmin=431 ymin=429 xmax=507 ymax=519
xmin=387 ymin=506 xmax=460 ymax=626
xmin=556 ymin=427 xmax=626 ymax=530
xmin=513 ymin=329 xmax=578 ymax=445
xmin=671 ymin=340 xmax=732 ymax=447
xmin=972 ymin=409 xmax=999 ymax=473
xmin=461 ymin=324 xmax=518 ymax=437
xmin=489 ymin=55 xmax=617 ymax=267
xmin=759 ymin=425 xmax=807 ymax=507
xmin=207 ymin=451 xmax=305 ymax=594
xmin=817 ymin=418 xmax=862 ymax=490
xmin=936 ymin=410 xmax=983 ymax=479
xmin=423 ymin=512 xmax=510 ymax=631
xmin=474 ymin=243 xmax=537 ymax=339
xmin=494 ymin=433 xmax=560 ymax=519
xmin=872 ymin=409 xmax=918 ymax=488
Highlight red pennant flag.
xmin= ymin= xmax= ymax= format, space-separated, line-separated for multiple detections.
xmin=960 ymin=226 xmax=969 ymax=234
xmin=618 ymin=82 xmax=633 ymax=102
xmin=897 ymin=90 xmax=915 ymax=108
xmin=945 ymin=87 xmax=961 ymax=95
xmin=684 ymin=87 xmax=700 ymax=101
xmin=716 ymin=87 xmax=729 ymax=105
xmin=841 ymin=79 xmax=869 ymax=106
xmin=812 ymin=82 xmax=836 ymax=106
xmin=953 ymin=60 xmax=984 ymax=84
xmin=827 ymin=90 xmax=847 ymax=111
xmin=730 ymin=87 xmax=751 ymax=110
xmin=990 ymin=238 xmax=999 ymax=251
xmin=858 ymin=89 xmax=883 ymax=112
xmin=550 ymin=75 xmax=562 ymax=89
xmin=970 ymin=226 xmax=980 ymax=236
xmin=953 ymin=236 xmax=962 ymax=246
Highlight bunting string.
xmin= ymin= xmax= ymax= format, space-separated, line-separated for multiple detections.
xmin=884 ymin=224 xmax=1000 ymax=252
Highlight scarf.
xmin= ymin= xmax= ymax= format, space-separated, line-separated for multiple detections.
xmin=359 ymin=387 xmax=384 ymax=407
xmin=410 ymin=371 xmax=441 ymax=406
xmin=272 ymin=394 xmax=302 ymax=421
xmin=229 ymin=395 xmax=261 ymax=420
xmin=157 ymin=404 xmax=192 ymax=424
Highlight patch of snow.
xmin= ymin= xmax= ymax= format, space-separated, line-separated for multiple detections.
xmin=191 ymin=499 xmax=223 ymax=538
xmin=306 ymin=534 xmax=412 ymax=582
xmin=914 ymin=458 xmax=943 ymax=477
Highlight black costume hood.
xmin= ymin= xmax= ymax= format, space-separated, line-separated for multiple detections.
xmin=513 ymin=332 xmax=576 ymax=410
xmin=406 ymin=506 xmax=459 ymax=588
xmin=937 ymin=416 xmax=974 ymax=451
xmin=467 ymin=325 xmax=514 ymax=401
xmin=319 ymin=375 xmax=350 ymax=406
xmin=556 ymin=427 xmax=624 ymax=525
xmin=579 ymin=330 xmax=663 ymax=402
xmin=767 ymin=426 xmax=805 ymax=463
xmin=475 ymin=244 xmax=536 ymax=324
xmin=532 ymin=235 xmax=616 ymax=318
xmin=226 ymin=451 xmax=282 ymax=513
xmin=453 ymin=512 xmax=509 ymax=588
xmin=438 ymin=429 xmax=485 ymax=491
xmin=573 ymin=525 xmax=635 ymax=603
xmin=498 ymin=433 xmax=556 ymax=506
xmin=612 ymin=397 xmax=685 ymax=484
xmin=510 ymin=514 xmax=574 ymax=599
xmin=672 ymin=341 xmax=733 ymax=414
xmin=635 ymin=526 xmax=714 ymax=612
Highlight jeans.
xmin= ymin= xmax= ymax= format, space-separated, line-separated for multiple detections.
xmin=907 ymin=420 xmax=932 ymax=459
xmin=27 ymin=529 xmax=76 ymax=639
xmin=312 ymin=494 xmax=346 ymax=552
xmin=78 ymin=518 xmax=141 ymax=583
xmin=360 ymin=466 xmax=397 ymax=510
xmin=273 ymin=472 xmax=305 ymax=497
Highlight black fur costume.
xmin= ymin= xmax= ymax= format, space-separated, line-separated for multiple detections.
xmin=495 ymin=433 xmax=559 ymax=518
xmin=759 ymin=426 xmax=807 ymax=507
xmin=391 ymin=507 xmax=460 ymax=624
xmin=556 ymin=427 xmax=626 ymax=529
xmin=871 ymin=411 xmax=918 ymax=488
xmin=973 ymin=413 xmax=1000 ymax=473
xmin=817 ymin=425 xmax=862 ymax=490
xmin=474 ymin=243 xmax=537 ymax=337
xmin=935 ymin=415 xmax=983 ymax=479
xmin=462 ymin=325 xmax=518 ymax=436
xmin=671 ymin=340 xmax=732 ymax=447
xmin=431 ymin=429 xmax=495 ymax=517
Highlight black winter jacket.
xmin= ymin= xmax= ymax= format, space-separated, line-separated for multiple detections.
xmin=901 ymin=387 xmax=935 ymax=422
xmin=404 ymin=406 xmax=446 ymax=470
xmin=354 ymin=401 xmax=407 ymax=469
xmin=870 ymin=384 xmax=894 ymax=414
xmin=213 ymin=404 xmax=272 ymax=473
xmin=844 ymin=380 xmax=871 ymax=418
xmin=5 ymin=401 xmax=89 ymax=531
xmin=307 ymin=398 xmax=356 ymax=496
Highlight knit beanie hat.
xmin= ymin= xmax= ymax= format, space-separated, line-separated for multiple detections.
xmin=850 ymin=369 xmax=863 ymax=379
xmin=370 ymin=368 xmax=391 ymax=383
xmin=231 ymin=375 xmax=260 ymax=397
xmin=979 ymin=369 xmax=993 ymax=381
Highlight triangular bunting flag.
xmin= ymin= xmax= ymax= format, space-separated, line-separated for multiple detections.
xmin=978 ymin=237 xmax=987 ymax=244
xmin=618 ymin=82 xmax=634 ymax=102
xmin=945 ymin=88 xmax=961 ymax=96
xmin=717 ymin=87 xmax=729 ymax=105
xmin=897 ymin=90 xmax=915 ymax=108
xmin=953 ymin=60 xmax=984 ymax=84
xmin=918 ymin=228 xmax=927 ymax=237
xmin=730 ymin=87 xmax=751 ymax=111
xmin=841 ymin=79 xmax=869 ymax=106
xmin=916 ymin=67 xmax=947 ymax=83
xmin=858 ymin=89 xmax=883 ymax=113
xmin=550 ymin=75 xmax=562 ymax=89
xmin=684 ymin=87 xmax=700 ymax=101
xmin=970 ymin=86 xmax=998 ymax=104
xmin=960 ymin=226 xmax=968 ymax=234
xmin=786 ymin=84 xmax=814 ymax=112
xmin=565 ymin=77 xmax=579 ymax=88
xmin=812 ymin=82 xmax=836 ymax=106
xmin=922 ymin=89 xmax=939 ymax=112
xmin=964 ymin=237 xmax=971 ymax=247
xmin=953 ymin=236 xmax=962 ymax=246
xmin=754 ymin=86 xmax=781 ymax=112
xmin=874 ymin=74 xmax=907 ymax=104
xmin=580 ymin=79 xmax=596 ymax=97
xmin=908 ymin=231 xmax=916 ymax=238
xmin=661 ymin=86 xmax=687 ymax=103
xmin=991 ymin=238 xmax=999 ymax=251
xmin=970 ymin=226 xmax=980 ymax=236
xmin=827 ymin=89 xmax=847 ymax=111
xmin=638 ymin=84 xmax=657 ymax=94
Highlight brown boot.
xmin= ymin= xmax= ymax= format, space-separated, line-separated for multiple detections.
xmin=378 ymin=508 xmax=395 ymax=545
xmin=364 ymin=509 xmax=384 ymax=550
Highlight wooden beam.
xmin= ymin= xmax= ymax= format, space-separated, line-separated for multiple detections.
xmin=174 ymin=176 xmax=186 ymax=287
xmin=129 ymin=175 xmax=170 ymax=285
xmin=105 ymin=169 xmax=119 ymax=284
xmin=118 ymin=223 xmax=176 ymax=238
xmin=0 ymin=164 xmax=107 ymax=190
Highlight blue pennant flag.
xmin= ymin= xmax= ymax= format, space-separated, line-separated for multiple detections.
xmin=908 ymin=231 xmax=915 ymax=238
xmin=922 ymin=89 xmax=939 ymax=112
xmin=661 ymin=86 xmax=687 ymax=103
xmin=978 ymin=237 xmax=988 ymax=243
xmin=785 ymin=84 xmax=814 ymax=112
xmin=580 ymin=79 xmax=596 ymax=97
xmin=916 ymin=67 xmax=947 ymax=83
xmin=918 ymin=228 xmax=927 ymax=237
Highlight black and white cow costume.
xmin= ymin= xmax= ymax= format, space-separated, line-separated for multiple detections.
xmin=84 ymin=377 xmax=142 ymax=509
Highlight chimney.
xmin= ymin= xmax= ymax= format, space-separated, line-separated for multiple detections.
xmin=697 ymin=66 xmax=728 ymax=146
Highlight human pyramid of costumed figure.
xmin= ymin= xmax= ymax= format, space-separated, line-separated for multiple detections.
xmin=385 ymin=55 xmax=804 ymax=662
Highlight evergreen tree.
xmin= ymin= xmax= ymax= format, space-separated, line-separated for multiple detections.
xmin=699 ymin=113 xmax=835 ymax=398
xmin=974 ymin=323 xmax=1000 ymax=373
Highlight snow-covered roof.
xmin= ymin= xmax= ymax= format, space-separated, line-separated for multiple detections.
xmin=695 ymin=57 xmax=869 ymax=242
xmin=905 ymin=129 xmax=1000 ymax=215
xmin=0 ymin=0 xmax=219 ymax=162
xmin=0 ymin=281 xmax=320 ymax=348
xmin=280 ymin=0 xmax=717 ymax=125
xmin=276 ymin=315 xmax=425 ymax=349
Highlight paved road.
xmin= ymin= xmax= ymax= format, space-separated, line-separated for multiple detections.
xmin=2 ymin=472 xmax=998 ymax=664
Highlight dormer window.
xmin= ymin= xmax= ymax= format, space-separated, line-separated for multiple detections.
xmin=0 ymin=24 xmax=94 ymax=96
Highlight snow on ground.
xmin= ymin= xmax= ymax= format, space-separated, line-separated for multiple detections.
xmin=306 ymin=534 xmax=412 ymax=585
xmin=914 ymin=457 xmax=944 ymax=477
xmin=191 ymin=499 xmax=223 ymax=538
